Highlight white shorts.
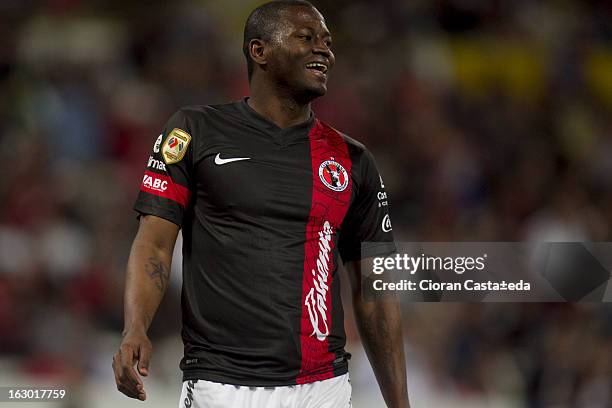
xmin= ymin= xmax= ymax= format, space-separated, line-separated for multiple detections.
xmin=178 ymin=374 xmax=352 ymax=408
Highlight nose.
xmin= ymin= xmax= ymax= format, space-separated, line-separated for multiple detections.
xmin=313 ymin=38 xmax=332 ymax=59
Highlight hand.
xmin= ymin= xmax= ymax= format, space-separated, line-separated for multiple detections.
xmin=112 ymin=330 xmax=153 ymax=401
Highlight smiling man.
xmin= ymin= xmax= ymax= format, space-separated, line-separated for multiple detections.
xmin=112 ymin=1 xmax=409 ymax=407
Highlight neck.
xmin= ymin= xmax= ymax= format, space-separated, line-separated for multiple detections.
xmin=247 ymin=79 xmax=313 ymax=129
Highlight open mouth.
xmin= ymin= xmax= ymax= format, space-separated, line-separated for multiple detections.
xmin=305 ymin=62 xmax=328 ymax=74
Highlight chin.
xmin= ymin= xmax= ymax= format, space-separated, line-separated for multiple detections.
xmin=302 ymin=83 xmax=327 ymax=99
xmin=289 ymin=78 xmax=328 ymax=102
xmin=310 ymin=87 xmax=327 ymax=97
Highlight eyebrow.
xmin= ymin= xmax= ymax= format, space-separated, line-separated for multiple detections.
xmin=298 ymin=26 xmax=332 ymax=38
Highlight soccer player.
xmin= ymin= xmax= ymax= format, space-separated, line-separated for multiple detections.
xmin=112 ymin=1 xmax=409 ymax=407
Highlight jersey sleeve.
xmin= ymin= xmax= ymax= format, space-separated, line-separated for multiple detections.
xmin=338 ymin=149 xmax=396 ymax=262
xmin=133 ymin=109 xmax=194 ymax=226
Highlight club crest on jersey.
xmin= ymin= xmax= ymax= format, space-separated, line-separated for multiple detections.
xmin=318 ymin=160 xmax=348 ymax=192
xmin=162 ymin=128 xmax=191 ymax=164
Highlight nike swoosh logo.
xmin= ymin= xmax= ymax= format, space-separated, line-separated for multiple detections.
xmin=214 ymin=153 xmax=251 ymax=165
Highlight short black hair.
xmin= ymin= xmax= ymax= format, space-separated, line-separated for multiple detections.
xmin=243 ymin=0 xmax=316 ymax=81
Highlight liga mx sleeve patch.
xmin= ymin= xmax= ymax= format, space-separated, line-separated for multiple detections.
xmin=162 ymin=128 xmax=191 ymax=164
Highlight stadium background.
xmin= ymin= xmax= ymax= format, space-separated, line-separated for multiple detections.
xmin=0 ymin=0 xmax=611 ymax=406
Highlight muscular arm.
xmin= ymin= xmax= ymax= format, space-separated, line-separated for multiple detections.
xmin=124 ymin=214 xmax=178 ymax=333
xmin=345 ymin=259 xmax=410 ymax=408
xmin=113 ymin=215 xmax=179 ymax=401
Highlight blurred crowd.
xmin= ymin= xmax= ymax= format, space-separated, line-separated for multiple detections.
xmin=0 ymin=0 xmax=610 ymax=407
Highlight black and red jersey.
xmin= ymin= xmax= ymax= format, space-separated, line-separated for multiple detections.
xmin=133 ymin=98 xmax=395 ymax=386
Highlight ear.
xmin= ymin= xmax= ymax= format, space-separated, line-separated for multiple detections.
xmin=249 ymin=39 xmax=268 ymax=69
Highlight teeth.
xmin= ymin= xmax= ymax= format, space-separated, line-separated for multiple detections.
xmin=306 ymin=62 xmax=327 ymax=72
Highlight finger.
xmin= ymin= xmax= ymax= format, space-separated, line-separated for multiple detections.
xmin=118 ymin=383 xmax=145 ymax=400
xmin=112 ymin=355 xmax=122 ymax=384
xmin=117 ymin=383 xmax=135 ymax=399
xmin=114 ymin=349 xmax=145 ymax=400
xmin=119 ymin=345 xmax=143 ymax=387
xmin=117 ymin=370 xmax=140 ymax=398
xmin=113 ymin=353 xmax=132 ymax=392
xmin=118 ymin=376 xmax=142 ymax=399
xmin=138 ymin=389 xmax=147 ymax=401
xmin=117 ymin=347 xmax=143 ymax=398
xmin=138 ymin=343 xmax=152 ymax=376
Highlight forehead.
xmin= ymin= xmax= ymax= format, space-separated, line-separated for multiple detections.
xmin=279 ymin=6 xmax=330 ymax=34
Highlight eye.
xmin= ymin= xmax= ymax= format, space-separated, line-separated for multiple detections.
xmin=300 ymin=34 xmax=312 ymax=41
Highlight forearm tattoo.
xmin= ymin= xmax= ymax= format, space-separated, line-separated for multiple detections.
xmin=145 ymin=257 xmax=170 ymax=292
